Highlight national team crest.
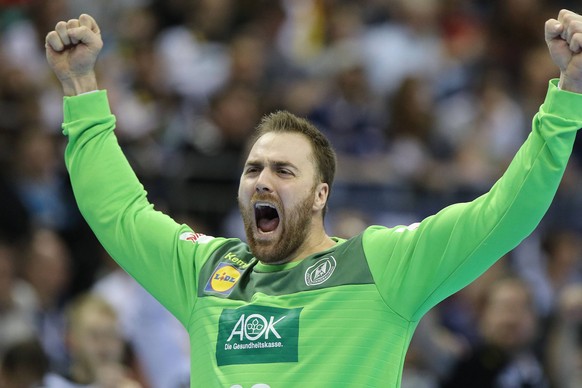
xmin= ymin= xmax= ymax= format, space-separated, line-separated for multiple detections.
xmin=304 ymin=256 xmax=337 ymax=286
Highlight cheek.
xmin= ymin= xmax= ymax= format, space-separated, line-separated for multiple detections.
xmin=281 ymin=189 xmax=312 ymax=214
xmin=238 ymin=182 xmax=251 ymax=203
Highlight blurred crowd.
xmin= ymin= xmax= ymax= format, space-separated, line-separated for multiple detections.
xmin=1 ymin=0 xmax=582 ymax=387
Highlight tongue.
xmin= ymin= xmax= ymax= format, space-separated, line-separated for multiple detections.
xmin=258 ymin=218 xmax=279 ymax=233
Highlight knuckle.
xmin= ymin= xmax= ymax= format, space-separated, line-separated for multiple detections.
xmin=563 ymin=13 xmax=573 ymax=24
xmin=560 ymin=9 xmax=570 ymax=18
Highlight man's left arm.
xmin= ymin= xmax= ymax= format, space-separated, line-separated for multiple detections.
xmin=363 ymin=10 xmax=582 ymax=321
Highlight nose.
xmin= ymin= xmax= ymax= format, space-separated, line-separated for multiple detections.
xmin=255 ymin=170 xmax=273 ymax=193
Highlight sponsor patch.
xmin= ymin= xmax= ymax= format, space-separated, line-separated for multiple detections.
xmin=394 ymin=222 xmax=420 ymax=233
xmin=205 ymin=263 xmax=243 ymax=295
xmin=304 ymin=256 xmax=336 ymax=286
xmin=179 ymin=232 xmax=213 ymax=244
xmin=216 ymin=305 xmax=302 ymax=366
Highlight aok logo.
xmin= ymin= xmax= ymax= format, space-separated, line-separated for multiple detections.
xmin=304 ymin=256 xmax=336 ymax=286
xmin=205 ymin=263 xmax=242 ymax=295
xmin=227 ymin=313 xmax=285 ymax=342
xmin=216 ymin=305 xmax=302 ymax=366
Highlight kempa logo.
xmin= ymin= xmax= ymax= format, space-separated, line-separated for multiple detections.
xmin=305 ymin=256 xmax=336 ymax=286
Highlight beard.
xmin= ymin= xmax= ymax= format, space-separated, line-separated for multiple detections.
xmin=239 ymin=188 xmax=315 ymax=264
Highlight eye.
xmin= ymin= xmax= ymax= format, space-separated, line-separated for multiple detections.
xmin=277 ymin=168 xmax=293 ymax=176
xmin=244 ymin=166 xmax=259 ymax=175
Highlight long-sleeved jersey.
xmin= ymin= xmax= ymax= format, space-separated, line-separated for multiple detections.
xmin=62 ymin=80 xmax=582 ymax=387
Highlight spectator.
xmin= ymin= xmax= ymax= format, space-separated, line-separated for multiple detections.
xmin=44 ymin=293 xmax=143 ymax=388
xmin=0 ymin=338 xmax=49 ymax=388
xmin=0 ymin=240 xmax=36 ymax=357
xmin=517 ymin=228 xmax=582 ymax=317
xmin=21 ymin=228 xmax=71 ymax=373
xmin=545 ymin=283 xmax=582 ymax=388
xmin=441 ymin=277 xmax=548 ymax=387
xmin=93 ymin=250 xmax=190 ymax=388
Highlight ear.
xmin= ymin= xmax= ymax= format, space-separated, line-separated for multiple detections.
xmin=312 ymin=183 xmax=329 ymax=212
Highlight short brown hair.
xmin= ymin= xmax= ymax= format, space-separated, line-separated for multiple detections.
xmin=254 ymin=111 xmax=336 ymax=216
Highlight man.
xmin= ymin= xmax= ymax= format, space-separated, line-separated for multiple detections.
xmin=44 ymin=293 xmax=142 ymax=388
xmin=442 ymin=277 xmax=546 ymax=387
xmin=45 ymin=10 xmax=582 ymax=387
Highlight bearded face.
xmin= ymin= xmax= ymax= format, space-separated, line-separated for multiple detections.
xmin=239 ymin=185 xmax=315 ymax=264
xmin=238 ymin=132 xmax=328 ymax=264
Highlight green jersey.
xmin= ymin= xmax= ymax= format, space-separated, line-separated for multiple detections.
xmin=62 ymin=80 xmax=582 ymax=387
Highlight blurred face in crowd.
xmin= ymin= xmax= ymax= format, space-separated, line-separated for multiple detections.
xmin=68 ymin=302 xmax=124 ymax=380
xmin=238 ymin=132 xmax=327 ymax=264
xmin=480 ymin=279 xmax=537 ymax=352
xmin=16 ymin=130 xmax=57 ymax=180
xmin=24 ymin=229 xmax=70 ymax=307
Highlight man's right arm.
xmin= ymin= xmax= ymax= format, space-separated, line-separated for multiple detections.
xmin=63 ymin=90 xmax=207 ymax=325
xmin=46 ymin=15 xmax=221 ymax=325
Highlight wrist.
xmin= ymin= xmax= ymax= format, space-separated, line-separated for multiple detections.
xmin=60 ymin=72 xmax=99 ymax=96
xmin=559 ymin=73 xmax=582 ymax=94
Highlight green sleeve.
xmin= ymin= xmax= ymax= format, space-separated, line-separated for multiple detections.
xmin=363 ymin=80 xmax=582 ymax=321
xmin=62 ymin=90 xmax=224 ymax=326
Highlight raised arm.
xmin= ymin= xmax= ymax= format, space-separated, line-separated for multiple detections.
xmin=364 ymin=9 xmax=582 ymax=321
xmin=45 ymin=15 xmax=218 ymax=325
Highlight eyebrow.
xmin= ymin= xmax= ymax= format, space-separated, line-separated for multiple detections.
xmin=244 ymin=160 xmax=299 ymax=171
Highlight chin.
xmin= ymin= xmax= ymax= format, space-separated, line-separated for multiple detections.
xmin=248 ymin=239 xmax=275 ymax=261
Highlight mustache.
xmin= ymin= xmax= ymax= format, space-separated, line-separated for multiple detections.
xmin=251 ymin=192 xmax=279 ymax=204
xmin=238 ymin=192 xmax=283 ymax=214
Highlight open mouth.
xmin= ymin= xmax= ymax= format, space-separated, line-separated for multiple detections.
xmin=254 ymin=202 xmax=280 ymax=233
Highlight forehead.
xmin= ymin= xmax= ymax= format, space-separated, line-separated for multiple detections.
xmin=78 ymin=307 xmax=116 ymax=328
xmin=488 ymin=283 xmax=529 ymax=306
xmin=247 ymin=132 xmax=315 ymax=167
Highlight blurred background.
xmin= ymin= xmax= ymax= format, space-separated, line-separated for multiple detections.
xmin=0 ymin=0 xmax=581 ymax=387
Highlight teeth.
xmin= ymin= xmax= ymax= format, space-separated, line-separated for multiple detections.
xmin=254 ymin=202 xmax=276 ymax=209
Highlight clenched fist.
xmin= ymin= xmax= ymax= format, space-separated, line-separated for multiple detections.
xmin=546 ymin=9 xmax=582 ymax=93
xmin=45 ymin=14 xmax=102 ymax=96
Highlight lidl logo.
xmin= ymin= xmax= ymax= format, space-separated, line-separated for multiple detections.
xmin=205 ymin=263 xmax=242 ymax=295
